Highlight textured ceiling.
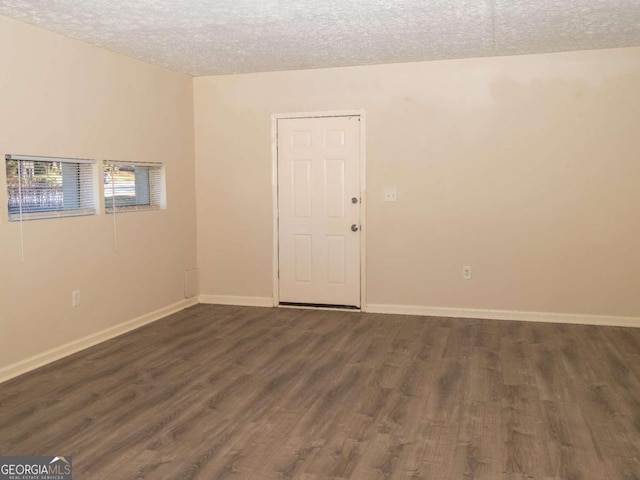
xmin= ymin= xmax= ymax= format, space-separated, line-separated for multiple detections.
xmin=1 ymin=0 xmax=639 ymax=76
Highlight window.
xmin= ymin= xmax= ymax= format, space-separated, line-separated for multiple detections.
xmin=104 ymin=161 xmax=165 ymax=212
xmin=5 ymin=154 xmax=97 ymax=221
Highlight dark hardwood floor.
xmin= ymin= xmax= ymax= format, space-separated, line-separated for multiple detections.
xmin=1 ymin=304 xmax=639 ymax=479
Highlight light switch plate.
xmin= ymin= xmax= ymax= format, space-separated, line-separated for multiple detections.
xmin=72 ymin=290 xmax=81 ymax=307
xmin=463 ymin=266 xmax=472 ymax=280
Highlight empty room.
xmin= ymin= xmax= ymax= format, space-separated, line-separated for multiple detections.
xmin=1 ymin=1 xmax=639 ymax=479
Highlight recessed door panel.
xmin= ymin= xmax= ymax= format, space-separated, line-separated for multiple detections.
xmin=294 ymin=234 xmax=312 ymax=283
xmin=326 ymin=235 xmax=346 ymax=285
xmin=292 ymin=160 xmax=311 ymax=218
xmin=292 ymin=131 xmax=312 ymax=147
xmin=324 ymin=129 xmax=345 ymax=147
xmin=325 ymin=159 xmax=345 ymax=219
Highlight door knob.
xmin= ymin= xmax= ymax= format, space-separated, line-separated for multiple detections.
xmin=351 ymin=224 xmax=359 ymax=232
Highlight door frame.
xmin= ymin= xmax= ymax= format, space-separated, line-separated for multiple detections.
xmin=271 ymin=110 xmax=367 ymax=310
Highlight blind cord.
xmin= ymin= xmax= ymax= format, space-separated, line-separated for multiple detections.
xmin=111 ymin=165 xmax=117 ymax=251
xmin=17 ymin=160 xmax=25 ymax=264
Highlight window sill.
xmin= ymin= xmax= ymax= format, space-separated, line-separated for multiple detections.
xmin=105 ymin=205 xmax=162 ymax=214
xmin=8 ymin=208 xmax=97 ymax=222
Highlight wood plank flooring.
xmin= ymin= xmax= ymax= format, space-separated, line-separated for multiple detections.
xmin=1 ymin=304 xmax=639 ymax=479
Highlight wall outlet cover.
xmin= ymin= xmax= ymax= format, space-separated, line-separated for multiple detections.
xmin=384 ymin=188 xmax=397 ymax=202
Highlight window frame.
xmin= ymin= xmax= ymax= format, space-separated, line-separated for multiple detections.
xmin=5 ymin=154 xmax=97 ymax=222
xmin=103 ymin=160 xmax=166 ymax=214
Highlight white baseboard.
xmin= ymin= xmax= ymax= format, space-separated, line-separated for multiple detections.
xmin=199 ymin=294 xmax=274 ymax=307
xmin=0 ymin=297 xmax=199 ymax=384
xmin=4 ymin=297 xmax=633 ymax=385
xmin=365 ymin=303 xmax=640 ymax=328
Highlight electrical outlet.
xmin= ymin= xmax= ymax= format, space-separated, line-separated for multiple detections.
xmin=463 ymin=266 xmax=472 ymax=280
xmin=72 ymin=290 xmax=81 ymax=307
xmin=384 ymin=188 xmax=397 ymax=202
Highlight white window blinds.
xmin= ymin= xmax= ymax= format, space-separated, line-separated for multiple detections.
xmin=5 ymin=154 xmax=97 ymax=221
xmin=104 ymin=161 xmax=165 ymax=213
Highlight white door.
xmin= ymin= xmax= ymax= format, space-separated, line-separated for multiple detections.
xmin=277 ymin=116 xmax=361 ymax=307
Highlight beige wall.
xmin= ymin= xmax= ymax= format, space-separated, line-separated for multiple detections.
xmin=194 ymin=47 xmax=640 ymax=318
xmin=1 ymin=13 xmax=638 ymax=375
xmin=0 ymin=15 xmax=196 ymax=371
